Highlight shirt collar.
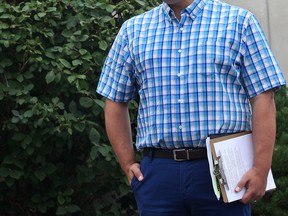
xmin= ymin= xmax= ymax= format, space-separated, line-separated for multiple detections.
xmin=162 ymin=0 xmax=211 ymax=20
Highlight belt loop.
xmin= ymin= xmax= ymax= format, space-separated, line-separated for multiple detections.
xmin=186 ymin=150 xmax=190 ymax=160
xmin=149 ymin=148 xmax=154 ymax=162
xmin=147 ymin=148 xmax=154 ymax=157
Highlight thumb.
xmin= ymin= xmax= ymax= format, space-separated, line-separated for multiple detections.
xmin=235 ymin=174 xmax=249 ymax=193
xmin=130 ymin=163 xmax=144 ymax=181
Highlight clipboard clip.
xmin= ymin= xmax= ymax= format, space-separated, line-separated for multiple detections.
xmin=213 ymin=155 xmax=229 ymax=190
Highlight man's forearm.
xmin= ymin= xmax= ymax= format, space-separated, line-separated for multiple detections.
xmin=104 ymin=99 xmax=136 ymax=176
xmin=236 ymin=90 xmax=276 ymax=203
xmin=251 ymin=89 xmax=276 ymax=175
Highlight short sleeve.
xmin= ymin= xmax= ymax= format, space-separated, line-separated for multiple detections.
xmin=96 ymin=23 xmax=137 ymax=102
xmin=240 ymin=14 xmax=286 ymax=98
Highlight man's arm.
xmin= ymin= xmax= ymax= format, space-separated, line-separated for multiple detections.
xmin=235 ymin=89 xmax=276 ymax=204
xmin=104 ymin=99 xmax=144 ymax=184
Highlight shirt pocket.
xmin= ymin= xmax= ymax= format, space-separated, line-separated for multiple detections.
xmin=197 ymin=38 xmax=238 ymax=81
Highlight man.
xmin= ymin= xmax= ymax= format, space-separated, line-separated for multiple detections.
xmin=97 ymin=0 xmax=286 ymax=215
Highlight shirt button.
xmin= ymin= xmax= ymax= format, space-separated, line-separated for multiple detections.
xmin=179 ymin=125 xmax=183 ymax=130
xmin=191 ymin=15 xmax=196 ymax=20
xmin=178 ymin=99 xmax=183 ymax=103
xmin=178 ymin=73 xmax=182 ymax=77
xmin=180 ymin=27 xmax=184 ymax=32
xmin=178 ymin=49 xmax=182 ymax=53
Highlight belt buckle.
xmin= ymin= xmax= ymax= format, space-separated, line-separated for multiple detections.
xmin=173 ymin=149 xmax=189 ymax=161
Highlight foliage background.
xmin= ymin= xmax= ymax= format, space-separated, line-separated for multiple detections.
xmin=0 ymin=0 xmax=287 ymax=215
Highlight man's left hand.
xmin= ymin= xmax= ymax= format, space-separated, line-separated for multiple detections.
xmin=235 ymin=166 xmax=268 ymax=204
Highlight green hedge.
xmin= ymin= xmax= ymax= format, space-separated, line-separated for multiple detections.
xmin=0 ymin=0 xmax=158 ymax=215
xmin=0 ymin=0 xmax=287 ymax=215
xmin=252 ymin=87 xmax=288 ymax=216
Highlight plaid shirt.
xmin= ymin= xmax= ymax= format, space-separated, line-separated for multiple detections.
xmin=97 ymin=0 xmax=286 ymax=149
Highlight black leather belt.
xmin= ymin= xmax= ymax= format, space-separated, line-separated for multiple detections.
xmin=142 ymin=148 xmax=207 ymax=161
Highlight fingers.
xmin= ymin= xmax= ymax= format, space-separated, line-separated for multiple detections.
xmin=241 ymin=185 xmax=265 ymax=204
xmin=234 ymin=173 xmax=251 ymax=204
xmin=128 ymin=163 xmax=144 ymax=184
xmin=235 ymin=169 xmax=266 ymax=204
xmin=234 ymin=174 xmax=248 ymax=193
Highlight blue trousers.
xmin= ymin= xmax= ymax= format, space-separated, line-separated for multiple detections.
xmin=131 ymin=156 xmax=251 ymax=216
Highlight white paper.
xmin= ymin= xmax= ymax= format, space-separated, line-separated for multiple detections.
xmin=213 ymin=133 xmax=276 ymax=202
xmin=206 ymin=137 xmax=221 ymax=200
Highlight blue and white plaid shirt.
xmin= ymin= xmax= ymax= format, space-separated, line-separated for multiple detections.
xmin=97 ymin=0 xmax=286 ymax=149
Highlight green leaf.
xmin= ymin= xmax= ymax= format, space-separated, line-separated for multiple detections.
xmin=3 ymin=156 xmax=14 ymax=164
xmin=30 ymin=97 xmax=38 ymax=103
xmin=45 ymin=51 xmax=56 ymax=59
xmin=56 ymin=206 xmax=67 ymax=215
xmin=136 ymin=0 xmax=146 ymax=6
xmin=95 ymin=99 xmax=105 ymax=109
xmin=92 ymin=104 xmax=102 ymax=116
xmin=0 ymin=58 xmax=12 ymax=67
xmin=63 ymin=188 xmax=74 ymax=196
xmin=34 ymin=169 xmax=46 ymax=181
xmin=61 ymin=29 xmax=73 ymax=38
xmin=119 ymin=183 xmax=130 ymax=195
xmin=101 ymin=16 xmax=113 ymax=23
xmin=89 ymin=128 xmax=100 ymax=145
xmin=47 ymin=7 xmax=57 ymax=12
xmin=37 ymin=12 xmax=46 ymax=18
xmin=16 ymin=98 xmax=26 ymax=105
xmin=12 ymin=133 xmax=26 ymax=141
xmin=22 ymin=5 xmax=30 ymax=12
xmin=16 ymin=74 xmax=24 ymax=82
xmin=3 ymin=40 xmax=9 ymax=48
xmin=38 ymin=204 xmax=48 ymax=213
xmin=78 ymin=35 xmax=89 ymax=42
xmin=79 ymin=49 xmax=87 ymax=55
xmin=42 ymin=163 xmax=57 ymax=174
xmin=9 ymin=170 xmax=23 ymax=179
xmin=82 ymin=53 xmax=92 ymax=61
xmin=57 ymin=195 xmax=65 ymax=205
xmin=11 ymin=116 xmax=20 ymax=124
xmin=0 ymin=23 xmax=9 ymax=29
xmin=26 ymin=146 xmax=35 ymax=155
xmin=98 ymin=145 xmax=110 ymax=157
xmin=72 ymin=59 xmax=82 ymax=66
xmin=0 ymin=167 xmax=9 ymax=177
xmin=90 ymin=146 xmax=99 ymax=160
xmin=105 ymin=4 xmax=115 ymax=13
xmin=98 ymin=41 xmax=108 ymax=51
xmin=66 ymin=204 xmax=81 ymax=213
xmin=46 ymin=70 xmax=55 ymax=84
xmin=59 ymin=59 xmax=71 ymax=68
xmin=31 ymin=194 xmax=42 ymax=203
xmin=67 ymin=75 xmax=76 ymax=83
xmin=74 ymin=122 xmax=86 ymax=132
xmin=23 ymin=110 xmax=33 ymax=118
xmin=11 ymin=110 xmax=20 ymax=116
xmin=14 ymin=158 xmax=25 ymax=169
xmin=52 ymin=97 xmax=59 ymax=104
xmin=0 ymin=14 xmax=12 ymax=19
xmin=79 ymin=97 xmax=93 ymax=108
xmin=66 ymin=16 xmax=78 ymax=29
xmin=5 ymin=177 xmax=15 ymax=187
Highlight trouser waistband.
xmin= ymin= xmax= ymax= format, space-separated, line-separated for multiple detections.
xmin=142 ymin=148 xmax=207 ymax=161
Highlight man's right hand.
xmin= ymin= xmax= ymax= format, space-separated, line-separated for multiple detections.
xmin=127 ymin=163 xmax=144 ymax=185
xmin=104 ymin=99 xmax=143 ymax=186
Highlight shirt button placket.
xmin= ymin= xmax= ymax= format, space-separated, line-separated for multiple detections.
xmin=177 ymin=20 xmax=185 ymax=134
